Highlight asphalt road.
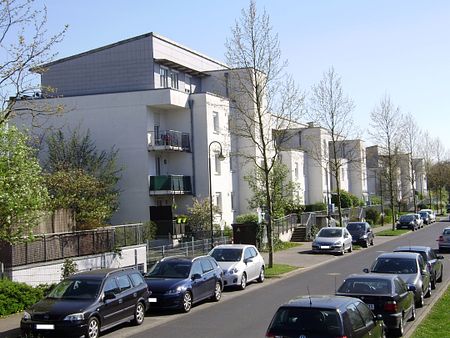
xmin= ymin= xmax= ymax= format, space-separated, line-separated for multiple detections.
xmin=103 ymin=221 xmax=450 ymax=338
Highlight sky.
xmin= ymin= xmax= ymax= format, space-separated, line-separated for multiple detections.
xmin=37 ymin=0 xmax=450 ymax=150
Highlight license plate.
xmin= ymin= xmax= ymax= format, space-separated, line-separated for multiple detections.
xmin=36 ymin=324 xmax=54 ymax=330
xmin=148 ymin=297 xmax=157 ymax=303
xmin=367 ymin=304 xmax=374 ymax=310
xmin=320 ymin=246 xmax=330 ymax=249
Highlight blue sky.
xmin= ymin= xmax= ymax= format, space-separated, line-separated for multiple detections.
xmin=41 ymin=0 xmax=450 ymax=150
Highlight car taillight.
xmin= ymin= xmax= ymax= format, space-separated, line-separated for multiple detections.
xmin=384 ymin=300 xmax=398 ymax=312
xmin=335 ymin=336 xmax=348 ymax=338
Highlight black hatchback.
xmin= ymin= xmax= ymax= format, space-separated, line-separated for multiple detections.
xmin=21 ymin=268 xmax=150 ymax=338
xmin=346 ymin=222 xmax=375 ymax=247
xmin=266 ymin=295 xmax=384 ymax=338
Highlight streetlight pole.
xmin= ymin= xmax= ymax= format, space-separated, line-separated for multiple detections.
xmin=208 ymin=141 xmax=225 ymax=249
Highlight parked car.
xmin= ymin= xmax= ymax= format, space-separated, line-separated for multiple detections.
xmin=396 ymin=214 xmax=419 ymax=231
xmin=419 ymin=210 xmax=431 ymax=225
xmin=208 ymin=244 xmax=265 ymax=290
xmin=265 ymin=295 xmax=385 ymax=338
xmin=346 ymin=221 xmax=374 ymax=247
xmin=364 ymin=252 xmax=431 ymax=308
xmin=446 ymin=204 xmax=450 ymax=213
xmin=394 ymin=246 xmax=444 ymax=289
xmin=437 ymin=227 xmax=450 ymax=252
xmin=413 ymin=213 xmax=424 ymax=228
xmin=144 ymin=256 xmax=223 ymax=313
xmin=419 ymin=209 xmax=436 ymax=223
xmin=21 ymin=268 xmax=150 ymax=338
xmin=336 ymin=273 xmax=415 ymax=336
xmin=312 ymin=226 xmax=353 ymax=255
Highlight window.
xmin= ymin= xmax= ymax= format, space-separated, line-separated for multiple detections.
xmin=346 ymin=303 xmax=365 ymax=330
xmin=116 ymin=275 xmax=132 ymax=291
xmin=170 ymin=71 xmax=179 ymax=89
xmin=130 ymin=273 xmax=145 ymax=287
xmin=103 ymin=278 xmax=120 ymax=295
xmin=191 ymin=261 xmax=203 ymax=276
xmin=356 ymin=301 xmax=374 ymax=326
xmin=244 ymin=248 xmax=252 ymax=261
xmin=215 ymin=153 xmax=221 ymax=174
xmin=216 ymin=192 xmax=222 ymax=211
xmin=231 ymin=192 xmax=235 ymax=210
xmin=160 ymin=67 xmax=169 ymax=88
xmin=213 ymin=111 xmax=219 ymax=132
xmin=185 ymin=75 xmax=192 ymax=93
xmin=200 ymin=258 xmax=213 ymax=273
xmin=295 ymin=162 xmax=299 ymax=180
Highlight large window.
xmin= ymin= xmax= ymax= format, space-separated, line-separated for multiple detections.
xmin=215 ymin=153 xmax=221 ymax=174
xmin=160 ymin=67 xmax=169 ymax=88
xmin=213 ymin=111 xmax=219 ymax=132
xmin=216 ymin=192 xmax=222 ymax=211
xmin=170 ymin=71 xmax=179 ymax=89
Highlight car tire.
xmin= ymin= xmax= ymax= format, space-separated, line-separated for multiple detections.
xmin=363 ymin=240 xmax=369 ymax=248
xmin=408 ymin=303 xmax=416 ymax=321
xmin=370 ymin=237 xmax=374 ymax=246
xmin=132 ymin=302 xmax=145 ymax=326
xmin=211 ymin=281 xmax=222 ymax=302
xmin=425 ymin=284 xmax=431 ymax=298
xmin=257 ymin=267 xmax=265 ymax=283
xmin=348 ymin=244 xmax=353 ymax=253
xmin=85 ymin=317 xmax=100 ymax=338
xmin=416 ymin=291 xmax=424 ymax=308
xmin=437 ymin=267 xmax=443 ymax=283
xmin=431 ymin=274 xmax=436 ymax=290
xmin=394 ymin=316 xmax=404 ymax=337
xmin=239 ymin=273 xmax=247 ymax=290
xmin=181 ymin=291 xmax=193 ymax=313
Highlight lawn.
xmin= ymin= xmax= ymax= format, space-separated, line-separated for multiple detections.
xmin=411 ymin=284 xmax=450 ymax=338
xmin=274 ymin=241 xmax=303 ymax=252
xmin=265 ymin=264 xmax=299 ymax=278
xmin=376 ymin=229 xmax=409 ymax=236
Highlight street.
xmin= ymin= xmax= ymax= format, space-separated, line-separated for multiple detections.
xmin=96 ymin=221 xmax=450 ymax=338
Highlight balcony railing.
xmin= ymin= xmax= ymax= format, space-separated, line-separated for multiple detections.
xmin=149 ymin=175 xmax=192 ymax=195
xmin=148 ymin=130 xmax=191 ymax=152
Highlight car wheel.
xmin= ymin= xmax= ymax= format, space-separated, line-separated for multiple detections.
xmin=133 ymin=302 xmax=145 ymax=325
xmin=363 ymin=240 xmax=369 ymax=248
xmin=437 ymin=267 xmax=443 ymax=283
xmin=370 ymin=237 xmax=374 ymax=246
xmin=239 ymin=273 xmax=247 ymax=290
xmin=348 ymin=244 xmax=353 ymax=253
xmin=416 ymin=291 xmax=424 ymax=308
xmin=425 ymin=284 xmax=431 ymax=298
xmin=85 ymin=317 xmax=100 ymax=338
xmin=257 ymin=267 xmax=265 ymax=283
xmin=182 ymin=291 xmax=193 ymax=313
xmin=408 ymin=303 xmax=416 ymax=321
xmin=431 ymin=274 xmax=436 ymax=290
xmin=211 ymin=281 xmax=222 ymax=302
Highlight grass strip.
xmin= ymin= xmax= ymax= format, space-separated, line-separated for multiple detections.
xmin=376 ymin=229 xmax=409 ymax=236
xmin=411 ymin=284 xmax=450 ymax=338
xmin=265 ymin=264 xmax=299 ymax=278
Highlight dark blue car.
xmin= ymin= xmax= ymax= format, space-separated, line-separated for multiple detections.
xmin=144 ymin=256 xmax=223 ymax=312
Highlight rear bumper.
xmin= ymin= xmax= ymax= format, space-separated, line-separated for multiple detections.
xmin=382 ymin=312 xmax=403 ymax=329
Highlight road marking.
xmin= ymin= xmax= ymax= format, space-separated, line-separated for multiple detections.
xmin=327 ymin=273 xmax=341 ymax=276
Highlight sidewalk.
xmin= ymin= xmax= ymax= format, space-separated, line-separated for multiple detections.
xmin=0 ymin=223 xmax=396 ymax=338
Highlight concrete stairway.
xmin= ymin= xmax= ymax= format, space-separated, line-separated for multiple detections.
xmin=290 ymin=226 xmax=307 ymax=242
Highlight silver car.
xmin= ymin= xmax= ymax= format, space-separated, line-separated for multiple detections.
xmin=438 ymin=227 xmax=450 ymax=252
xmin=208 ymin=244 xmax=265 ymax=290
xmin=312 ymin=227 xmax=353 ymax=255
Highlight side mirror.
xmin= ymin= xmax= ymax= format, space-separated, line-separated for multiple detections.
xmin=244 ymin=258 xmax=253 ymax=264
xmin=191 ymin=273 xmax=202 ymax=280
xmin=375 ymin=314 xmax=383 ymax=321
xmin=407 ymin=285 xmax=416 ymax=292
xmin=363 ymin=268 xmax=369 ymax=273
xmin=104 ymin=291 xmax=116 ymax=301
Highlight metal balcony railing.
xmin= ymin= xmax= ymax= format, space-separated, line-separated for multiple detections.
xmin=147 ymin=130 xmax=191 ymax=152
xmin=149 ymin=175 xmax=192 ymax=195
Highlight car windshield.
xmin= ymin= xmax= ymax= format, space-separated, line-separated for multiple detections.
xmin=146 ymin=261 xmax=191 ymax=278
xmin=443 ymin=229 xmax=450 ymax=235
xmin=210 ymin=248 xmax=243 ymax=262
xmin=372 ymin=258 xmax=418 ymax=274
xmin=347 ymin=223 xmax=364 ymax=231
xmin=419 ymin=212 xmax=428 ymax=217
xmin=269 ymin=307 xmax=340 ymax=336
xmin=318 ymin=228 xmax=342 ymax=238
xmin=46 ymin=279 xmax=101 ymax=300
xmin=338 ymin=278 xmax=391 ymax=294
xmin=400 ymin=215 xmax=415 ymax=222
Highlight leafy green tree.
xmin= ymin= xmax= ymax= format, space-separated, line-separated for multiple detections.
xmin=0 ymin=126 xmax=49 ymax=243
xmin=186 ymin=198 xmax=220 ymax=233
xmin=44 ymin=128 xmax=121 ymax=228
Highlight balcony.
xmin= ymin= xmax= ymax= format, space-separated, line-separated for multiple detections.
xmin=147 ymin=88 xmax=189 ymax=109
xmin=148 ymin=130 xmax=191 ymax=152
xmin=149 ymin=175 xmax=192 ymax=195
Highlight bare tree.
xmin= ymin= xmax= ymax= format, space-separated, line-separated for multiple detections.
xmin=308 ymin=67 xmax=356 ymax=225
xmin=401 ymin=113 xmax=421 ymax=212
xmin=420 ymin=131 xmax=437 ymax=207
xmin=369 ymin=95 xmax=403 ymax=230
xmin=0 ymin=0 xmax=67 ymax=125
xmin=225 ymin=0 xmax=303 ymax=267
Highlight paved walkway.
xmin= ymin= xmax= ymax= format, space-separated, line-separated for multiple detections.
xmin=0 ymin=223 xmax=397 ymax=338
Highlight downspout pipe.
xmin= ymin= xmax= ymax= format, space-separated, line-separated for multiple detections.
xmin=188 ymin=98 xmax=196 ymax=196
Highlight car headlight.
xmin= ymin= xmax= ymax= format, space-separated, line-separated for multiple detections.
xmin=22 ymin=311 xmax=31 ymax=321
xmin=64 ymin=313 xmax=84 ymax=321
xmin=333 ymin=241 xmax=342 ymax=246
xmin=362 ymin=234 xmax=368 ymax=239
xmin=229 ymin=267 xmax=239 ymax=274
xmin=165 ymin=286 xmax=184 ymax=295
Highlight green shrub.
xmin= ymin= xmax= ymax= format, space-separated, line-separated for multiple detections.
xmin=61 ymin=258 xmax=78 ymax=280
xmin=283 ymin=200 xmax=305 ymax=217
xmin=365 ymin=208 xmax=380 ymax=225
xmin=235 ymin=213 xmax=258 ymax=224
xmin=304 ymin=203 xmax=326 ymax=212
xmin=0 ymin=279 xmax=44 ymax=316
xmin=223 ymin=225 xmax=233 ymax=237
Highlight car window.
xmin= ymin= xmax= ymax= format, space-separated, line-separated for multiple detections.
xmin=338 ymin=278 xmax=391 ymax=294
xmin=428 ymin=249 xmax=437 ymax=260
xmin=417 ymin=256 xmax=425 ymax=271
xmin=147 ymin=260 xmax=191 ymax=278
xmin=346 ymin=303 xmax=365 ymax=331
xmin=103 ymin=278 xmax=120 ymax=295
xmin=191 ymin=260 xmax=203 ymax=276
xmin=347 ymin=223 xmax=364 ymax=231
xmin=393 ymin=278 xmax=406 ymax=294
xmin=207 ymin=257 xmax=219 ymax=267
xmin=129 ymin=272 xmax=145 ymax=287
xmin=244 ymin=248 xmax=253 ymax=260
xmin=116 ymin=275 xmax=132 ymax=291
xmin=210 ymin=248 xmax=242 ymax=262
xmin=372 ymin=257 xmax=418 ymax=274
xmin=318 ymin=228 xmax=342 ymax=237
xmin=355 ymin=301 xmax=374 ymax=326
xmin=200 ymin=258 xmax=214 ymax=273
xmin=249 ymin=247 xmax=258 ymax=257
xmin=47 ymin=279 xmax=102 ymax=300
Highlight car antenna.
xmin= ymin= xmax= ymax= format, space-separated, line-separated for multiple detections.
xmin=307 ymin=286 xmax=312 ymax=307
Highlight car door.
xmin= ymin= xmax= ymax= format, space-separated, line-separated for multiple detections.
xmin=100 ymin=277 xmax=122 ymax=327
xmin=343 ymin=229 xmax=352 ymax=249
xmin=345 ymin=302 xmax=371 ymax=338
xmin=115 ymin=274 xmax=136 ymax=319
xmin=243 ymin=247 xmax=258 ymax=280
xmin=427 ymin=249 xmax=441 ymax=280
xmin=355 ymin=301 xmax=383 ymax=338
xmin=190 ymin=260 xmax=207 ymax=301
xmin=417 ymin=256 xmax=430 ymax=294
xmin=200 ymin=258 xmax=216 ymax=298
xmin=394 ymin=277 xmax=413 ymax=317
